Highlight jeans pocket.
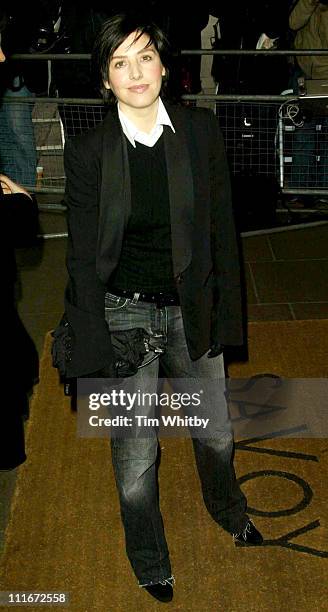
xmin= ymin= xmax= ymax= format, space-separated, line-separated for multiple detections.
xmin=105 ymin=291 xmax=130 ymax=311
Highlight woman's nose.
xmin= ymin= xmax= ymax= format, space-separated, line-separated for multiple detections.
xmin=129 ymin=61 xmax=142 ymax=80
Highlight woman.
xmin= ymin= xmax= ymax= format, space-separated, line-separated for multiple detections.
xmin=56 ymin=12 xmax=263 ymax=603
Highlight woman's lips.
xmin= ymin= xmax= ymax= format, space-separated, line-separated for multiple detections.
xmin=128 ymin=85 xmax=149 ymax=93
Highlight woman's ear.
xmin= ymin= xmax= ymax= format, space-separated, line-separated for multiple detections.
xmin=161 ymin=67 xmax=166 ymax=77
xmin=104 ymin=80 xmax=111 ymax=90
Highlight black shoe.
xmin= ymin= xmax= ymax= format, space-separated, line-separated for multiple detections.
xmin=143 ymin=578 xmax=174 ymax=603
xmin=233 ymin=519 xmax=263 ymax=546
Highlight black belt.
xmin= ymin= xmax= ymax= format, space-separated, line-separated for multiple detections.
xmin=109 ymin=287 xmax=180 ymax=307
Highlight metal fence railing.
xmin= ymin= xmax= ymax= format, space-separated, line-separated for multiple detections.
xmin=4 ymin=95 xmax=327 ymax=198
xmin=1 ymin=50 xmax=328 ymax=210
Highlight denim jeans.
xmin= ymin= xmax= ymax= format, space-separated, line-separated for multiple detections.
xmin=288 ymin=69 xmax=328 ymax=189
xmin=290 ymin=118 xmax=328 ymax=189
xmin=0 ymin=83 xmax=37 ymax=187
xmin=104 ymin=291 xmax=248 ymax=586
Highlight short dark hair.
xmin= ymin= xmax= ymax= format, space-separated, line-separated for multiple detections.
xmin=92 ymin=12 xmax=171 ymax=103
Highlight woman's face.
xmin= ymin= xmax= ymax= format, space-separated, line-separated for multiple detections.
xmin=105 ymin=30 xmax=165 ymax=115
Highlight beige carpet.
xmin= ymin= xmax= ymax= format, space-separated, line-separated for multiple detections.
xmin=0 ymin=320 xmax=327 ymax=611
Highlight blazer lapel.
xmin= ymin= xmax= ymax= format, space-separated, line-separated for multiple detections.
xmin=164 ymin=106 xmax=194 ymax=277
xmin=96 ymin=109 xmax=131 ymax=283
xmin=96 ymin=103 xmax=194 ymax=283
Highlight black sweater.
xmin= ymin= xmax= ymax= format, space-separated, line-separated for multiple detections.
xmin=109 ymin=136 xmax=177 ymax=293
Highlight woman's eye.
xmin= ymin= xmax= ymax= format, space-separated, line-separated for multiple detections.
xmin=114 ymin=61 xmax=126 ymax=69
xmin=141 ymin=54 xmax=152 ymax=62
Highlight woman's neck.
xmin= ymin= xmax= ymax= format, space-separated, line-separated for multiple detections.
xmin=119 ymin=99 xmax=159 ymax=134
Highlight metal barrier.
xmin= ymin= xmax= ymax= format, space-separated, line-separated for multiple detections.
xmin=1 ymin=50 xmax=328 ymax=227
xmin=3 ymin=95 xmax=327 ymax=197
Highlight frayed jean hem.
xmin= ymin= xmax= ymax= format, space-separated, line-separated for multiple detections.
xmin=139 ymin=575 xmax=175 ymax=588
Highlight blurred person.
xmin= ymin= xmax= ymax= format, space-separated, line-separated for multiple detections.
xmin=51 ymin=2 xmax=138 ymax=136
xmin=53 ymin=12 xmax=263 ymax=604
xmin=0 ymin=0 xmax=61 ymax=187
xmin=290 ymin=0 xmax=328 ymax=81
xmin=0 ymin=2 xmax=45 ymax=187
xmin=209 ymin=2 xmax=291 ymax=231
xmin=288 ymin=0 xmax=328 ymax=206
xmin=210 ymin=1 xmax=290 ymax=94
xmin=0 ymin=12 xmax=39 ymax=471
xmin=51 ymin=1 xmax=110 ymax=101
xmin=150 ymin=5 xmax=210 ymax=96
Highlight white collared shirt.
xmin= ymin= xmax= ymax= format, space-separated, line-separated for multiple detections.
xmin=117 ymin=97 xmax=175 ymax=148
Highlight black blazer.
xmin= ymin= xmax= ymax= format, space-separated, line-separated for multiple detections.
xmin=63 ymin=101 xmax=243 ymax=377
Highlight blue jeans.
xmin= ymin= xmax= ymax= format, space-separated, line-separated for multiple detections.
xmin=290 ymin=117 xmax=328 ymax=189
xmin=288 ymin=70 xmax=328 ymax=189
xmin=104 ymin=291 xmax=248 ymax=585
xmin=0 ymin=83 xmax=37 ymax=187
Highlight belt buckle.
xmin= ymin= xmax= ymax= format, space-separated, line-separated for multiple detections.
xmin=131 ymin=292 xmax=140 ymax=305
xmin=158 ymin=294 xmax=177 ymax=307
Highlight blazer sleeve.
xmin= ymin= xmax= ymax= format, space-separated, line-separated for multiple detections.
xmin=63 ymin=136 xmax=114 ymax=377
xmin=207 ymin=110 xmax=244 ymax=346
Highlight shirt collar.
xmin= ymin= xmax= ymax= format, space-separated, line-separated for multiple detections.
xmin=117 ymin=97 xmax=175 ymax=148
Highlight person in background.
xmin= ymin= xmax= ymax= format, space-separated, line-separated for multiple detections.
xmin=53 ymin=12 xmax=263 ymax=604
xmin=0 ymin=11 xmax=39 ymax=470
xmin=150 ymin=5 xmax=210 ymax=96
xmin=51 ymin=2 xmax=137 ymax=136
xmin=210 ymin=1 xmax=290 ymax=94
xmin=0 ymin=2 xmax=44 ymax=188
xmin=290 ymin=0 xmax=328 ymax=81
xmin=288 ymin=0 xmax=328 ymax=209
xmin=209 ymin=2 xmax=292 ymax=232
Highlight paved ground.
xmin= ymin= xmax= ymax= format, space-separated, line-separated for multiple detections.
xmin=1 ymin=198 xmax=328 ymax=554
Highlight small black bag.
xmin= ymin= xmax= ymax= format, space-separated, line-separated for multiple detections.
xmin=51 ymin=315 xmax=73 ymax=377
xmin=52 ymin=316 xmax=167 ymax=409
xmin=51 ymin=318 xmax=162 ymax=379
xmin=111 ymin=328 xmax=150 ymax=377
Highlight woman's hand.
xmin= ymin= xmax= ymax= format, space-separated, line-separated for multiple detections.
xmin=0 ymin=174 xmax=33 ymax=200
